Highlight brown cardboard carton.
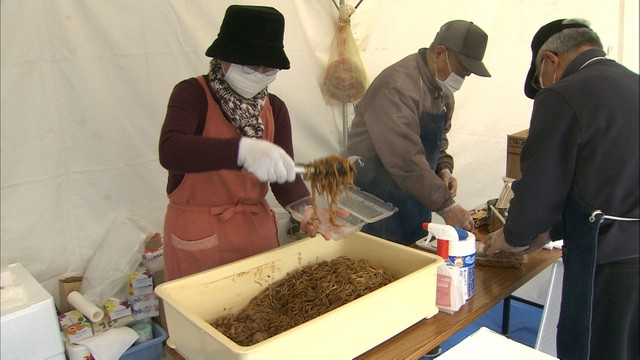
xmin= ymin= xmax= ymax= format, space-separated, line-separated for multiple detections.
xmin=506 ymin=129 xmax=529 ymax=179
xmin=58 ymin=276 xmax=83 ymax=313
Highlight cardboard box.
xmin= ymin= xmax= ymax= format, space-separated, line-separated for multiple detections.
xmin=59 ymin=310 xmax=94 ymax=343
xmin=1 ymin=263 xmax=66 ymax=360
xmin=506 ymin=129 xmax=529 ymax=179
xmin=155 ymin=232 xmax=443 ymax=360
xmin=151 ymin=269 xmax=169 ymax=332
xmin=58 ymin=276 xmax=83 ymax=313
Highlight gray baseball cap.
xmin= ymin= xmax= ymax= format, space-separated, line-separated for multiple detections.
xmin=432 ymin=20 xmax=491 ymax=77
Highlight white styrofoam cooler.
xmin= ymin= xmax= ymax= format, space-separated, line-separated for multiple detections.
xmin=1 ymin=263 xmax=65 ymax=360
xmin=155 ymin=232 xmax=443 ymax=360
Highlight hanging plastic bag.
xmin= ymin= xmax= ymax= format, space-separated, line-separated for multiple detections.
xmin=322 ymin=5 xmax=369 ymax=104
xmin=80 ymin=214 xmax=152 ymax=306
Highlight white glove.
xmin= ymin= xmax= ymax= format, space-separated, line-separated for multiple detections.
xmin=237 ymin=137 xmax=296 ymax=183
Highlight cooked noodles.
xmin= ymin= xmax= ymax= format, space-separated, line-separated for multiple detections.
xmin=210 ymin=256 xmax=395 ymax=346
xmin=304 ymin=155 xmax=355 ymax=227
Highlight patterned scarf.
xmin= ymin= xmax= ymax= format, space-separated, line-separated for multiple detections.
xmin=208 ymin=59 xmax=266 ymax=138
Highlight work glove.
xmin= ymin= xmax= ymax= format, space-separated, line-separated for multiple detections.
xmin=437 ymin=203 xmax=474 ymax=231
xmin=237 ymin=137 xmax=296 ymax=184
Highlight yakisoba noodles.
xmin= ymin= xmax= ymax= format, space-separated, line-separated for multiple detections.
xmin=304 ymin=155 xmax=355 ymax=227
xmin=210 ymin=256 xmax=396 ymax=346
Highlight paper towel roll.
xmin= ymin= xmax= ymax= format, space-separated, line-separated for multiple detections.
xmin=130 ymin=320 xmax=153 ymax=344
xmin=64 ymin=341 xmax=93 ymax=360
xmin=67 ymin=291 xmax=104 ymax=322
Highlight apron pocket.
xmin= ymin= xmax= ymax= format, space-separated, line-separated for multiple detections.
xmin=171 ymin=233 xmax=219 ymax=251
xmin=166 ymin=234 xmax=221 ymax=279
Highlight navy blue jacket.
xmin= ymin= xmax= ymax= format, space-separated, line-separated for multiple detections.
xmin=505 ymin=49 xmax=639 ymax=264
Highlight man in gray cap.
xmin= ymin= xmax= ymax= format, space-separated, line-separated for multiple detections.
xmin=347 ymin=20 xmax=491 ymax=246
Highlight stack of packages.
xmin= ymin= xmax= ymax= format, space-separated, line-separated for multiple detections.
xmin=57 ymin=215 xmax=165 ymax=360
xmin=128 ymin=264 xmax=160 ymax=321
xmin=58 ymin=263 xmax=163 ymax=358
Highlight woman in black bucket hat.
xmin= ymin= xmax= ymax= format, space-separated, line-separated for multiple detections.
xmin=158 ymin=5 xmax=318 ymax=281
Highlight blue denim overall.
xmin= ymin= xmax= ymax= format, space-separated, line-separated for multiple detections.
xmin=355 ymin=111 xmax=445 ymax=245
xmin=556 ymin=193 xmax=602 ymax=359
xmin=557 ymin=192 xmax=640 ymax=359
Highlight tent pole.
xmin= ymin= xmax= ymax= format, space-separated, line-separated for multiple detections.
xmin=340 ymin=0 xmax=348 ymax=154
xmin=342 ymin=103 xmax=349 ymax=153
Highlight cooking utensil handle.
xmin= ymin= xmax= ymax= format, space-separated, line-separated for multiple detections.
xmin=295 ymin=165 xmax=307 ymax=174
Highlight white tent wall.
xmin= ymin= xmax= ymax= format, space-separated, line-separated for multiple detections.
xmin=1 ymin=0 xmax=638 ymax=304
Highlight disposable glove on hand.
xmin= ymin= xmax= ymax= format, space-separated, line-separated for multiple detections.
xmin=237 ymin=137 xmax=296 ymax=183
xmin=437 ymin=203 xmax=475 ymax=231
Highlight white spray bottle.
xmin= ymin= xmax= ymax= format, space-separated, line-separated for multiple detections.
xmin=422 ymin=222 xmax=468 ymax=260
xmin=422 ymin=222 xmax=476 ymax=301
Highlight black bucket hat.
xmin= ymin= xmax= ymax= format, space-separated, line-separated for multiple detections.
xmin=524 ymin=19 xmax=590 ymax=99
xmin=432 ymin=20 xmax=491 ymax=77
xmin=205 ymin=5 xmax=290 ymax=70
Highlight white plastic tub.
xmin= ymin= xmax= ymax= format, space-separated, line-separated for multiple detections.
xmin=155 ymin=232 xmax=442 ymax=360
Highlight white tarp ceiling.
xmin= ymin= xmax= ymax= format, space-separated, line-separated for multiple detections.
xmin=1 ymin=0 xmax=638 ymax=300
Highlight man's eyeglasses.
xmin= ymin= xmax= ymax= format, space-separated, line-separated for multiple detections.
xmin=241 ymin=65 xmax=279 ymax=76
xmin=531 ymin=76 xmax=542 ymax=91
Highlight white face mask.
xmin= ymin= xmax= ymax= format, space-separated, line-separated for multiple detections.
xmin=539 ymin=59 xmax=545 ymax=89
xmin=435 ymin=52 xmax=465 ymax=93
xmin=538 ymin=58 xmax=557 ymax=89
xmin=224 ymin=63 xmax=277 ymax=98
xmin=441 ymin=72 xmax=465 ymax=93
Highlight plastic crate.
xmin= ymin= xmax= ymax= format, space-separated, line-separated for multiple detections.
xmin=156 ymin=233 xmax=443 ymax=360
xmin=120 ymin=321 xmax=167 ymax=360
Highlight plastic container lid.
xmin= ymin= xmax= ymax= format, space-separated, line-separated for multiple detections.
xmin=286 ymin=187 xmax=397 ymax=239
xmin=338 ymin=187 xmax=398 ymax=223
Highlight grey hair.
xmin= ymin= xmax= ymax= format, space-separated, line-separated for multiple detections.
xmin=535 ymin=19 xmax=603 ymax=67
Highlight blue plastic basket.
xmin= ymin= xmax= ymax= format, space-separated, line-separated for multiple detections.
xmin=120 ymin=321 xmax=168 ymax=360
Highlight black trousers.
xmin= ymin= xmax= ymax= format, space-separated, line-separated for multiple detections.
xmin=589 ymin=257 xmax=639 ymax=360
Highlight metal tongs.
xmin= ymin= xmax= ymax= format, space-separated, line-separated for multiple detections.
xmin=294 ymin=162 xmax=352 ymax=175
xmin=294 ymin=156 xmax=361 ymax=176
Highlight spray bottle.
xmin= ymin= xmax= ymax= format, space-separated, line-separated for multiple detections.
xmin=422 ymin=222 xmax=468 ymax=260
xmin=422 ymin=222 xmax=476 ymax=300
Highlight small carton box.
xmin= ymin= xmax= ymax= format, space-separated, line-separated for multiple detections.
xmin=130 ymin=283 xmax=154 ymax=296
xmin=506 ymin=129 xmax=529 ymax=179
xmin=90 ymin=313 xmax=134 ymax=334
xmin=104 ymin=298 xmax=132 ymax=320
xmin=131 ymin=293 xmax=160 ymax=320
xmin=132 ymin=304 xmax=160 ymax=320
xmin=58 ymin=276 xmax=83 ymax=313
xmin=131 ymin=293 xmax=159 ymax=309
xmin=129 ymin=266 xmax=154 ymax=296
xmin=59 ymin=310 xmax=94 ymax=343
